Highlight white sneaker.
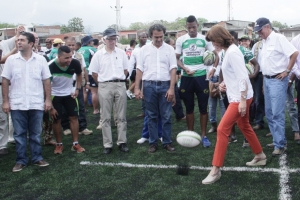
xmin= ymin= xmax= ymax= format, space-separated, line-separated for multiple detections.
xmin=79 ymin=128 xmax=93 ymax=135
xmin=160 ymin=137 xmax=163 ymax=142
xmin=137 ymin=137 xmax=148 ymax=144
xmin=96 ymin=123 xmax=102 ymax=130
xmin=126 ymin=90 xmax=132 ymax=99
xmin=63 ymin=129 xmax=71 ymax=135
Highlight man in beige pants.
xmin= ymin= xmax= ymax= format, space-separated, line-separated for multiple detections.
xmin=90 ymin=28 xmax=129 ymax=154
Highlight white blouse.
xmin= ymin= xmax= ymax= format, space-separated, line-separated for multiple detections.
xmin=222 ymin=44 xmax=253 ymax=103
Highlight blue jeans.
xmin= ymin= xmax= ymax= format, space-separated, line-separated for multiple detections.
xmin=286 ymin=83 xmax=299 ymax=133
xmin=208 ymin=76 xmax=225 ymax=123
xmin=141 ymin=110 xmax=162 ymax=139
xmin=253 ymin=73 xmax=265 ymax=127
xmin=264 ymin=77 xmax=288 ymax=149
xmin=11 ymin=110 xmax=44 ymax=165
xmin=143 ymin=81 xmax=172 ymax=146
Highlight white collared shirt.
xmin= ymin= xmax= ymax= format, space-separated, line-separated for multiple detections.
xmin=1 ymin=52 xmax=51 ymax=110
xmin=89 ymin=47 xmax=128 ymax=82
xmin=291 ymin=34 xmax=300 ymax=78
xmin=260 ymin=31 xmax=297 ymax=76
xmin=137 ymin=42 xmax=177 ymax=81
xmin=222 ymin=44 xmax=253 ymax=102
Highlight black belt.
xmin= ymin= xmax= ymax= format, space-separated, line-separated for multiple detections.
xmin=143 ymin=80 xmax=170 ymax=86
xmin=264 ymin=74 xmax=279 ymax=79
xmin=104 ymin=79 xmax=126 ymax=82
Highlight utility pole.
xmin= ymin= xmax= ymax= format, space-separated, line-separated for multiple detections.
xmin=110 ymin=0 xmax=123 ymax=31
xmin=227 ymin=0 xmax=232 ymax=21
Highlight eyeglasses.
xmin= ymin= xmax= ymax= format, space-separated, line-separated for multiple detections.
xmin=106 ymin=37 xmax=117 ymax=41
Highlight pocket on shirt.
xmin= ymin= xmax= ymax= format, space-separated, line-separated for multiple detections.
xmin=9 ymin=94 xmax=22 ymax=105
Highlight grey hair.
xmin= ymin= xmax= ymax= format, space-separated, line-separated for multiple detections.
xmin=148 ymin=24 xmax=166 ymax=37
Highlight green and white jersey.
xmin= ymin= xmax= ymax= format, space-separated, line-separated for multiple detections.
xmin=239 ymin=46 xmax=254 ymax=64
xmin=49 ymin=59 xmax=82 ymax=96
xmin=77 ymin=46 xmax=97 ymax=71
xmin=48 ymin=48 xmax=58 ymax=61
xmin=175 ymin=33 xmax=214 ymax=75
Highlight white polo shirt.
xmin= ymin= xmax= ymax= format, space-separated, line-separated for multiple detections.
xmin=260 ymin=31 xmax=297 ymax=76
xmin=89 ymin=47 xmax=128 ymax=82
xmin=1 ymin=52 xmax=51 ymax=110
xmin=222 ymin=44 xmax=253 ymax=103
xmin=137 ymin=42 xmax=177 ymax=81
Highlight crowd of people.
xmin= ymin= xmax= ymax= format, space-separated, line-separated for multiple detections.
xmin=0 ymin=15 xmax=300 ymax=185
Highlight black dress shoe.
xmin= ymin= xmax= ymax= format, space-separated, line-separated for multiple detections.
xmin=118 ymin=143 xmax=129 ymax=152
xmin=103 ymin=148 xmax=112 ymax=154
xmin=148 ymin=144 xmax=158 ymax=153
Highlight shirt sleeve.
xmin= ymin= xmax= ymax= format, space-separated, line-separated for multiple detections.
xmin=89 ymin=52 xmax=100 ymax=73
xmin=73 ymin=59 xmax=82 ymax=75
xmin=40 ymin=57 xmax=51 ymax=80
xmin=228 ymin=50 xmax=249 ymax=92
xmin=128 ymin=50 xmax=137 ymax=76
xmin=175 ymin=37 xmax=182 ymax=55
xmin=81 ymin=54 xmax=86 ymax=68
xmin=291 ymin=36 xmax=300 ymax=68
xmin=206 ymin=41 xmax=215 ymax=52
xmin=136 ymin=47 xmax=144 ymax=72
xmin=122 ymin=51 xmax=129 ymax=70
xmin=279 ymin=35 xmax=297 ymax=58
xmin=169 ymin=47 xmax=177 ymax=71
xmin=1 ymin=56 xmax=13 ymax=80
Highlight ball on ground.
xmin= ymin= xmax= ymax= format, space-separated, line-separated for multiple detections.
xmin=176 ymin=130 xmax=201 ymax=148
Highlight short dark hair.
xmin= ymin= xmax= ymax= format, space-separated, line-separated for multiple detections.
xmin=53 ymin=43 xmax=59 ymax=47
xmin=148 ymin=24 xmax=166 ymax=38
xmin=63 ymin=36 xmax=69 ymax=40
xmin=186 ymin=15 xmax=198 ymax=23
xmin=58 ymin=46 xmax=71 ymax=55
xmin=93 ymin=39 xmax=99 ymax=46
xmin=76 ymin=42 xmax=81 ymax=47
xmin=164 ymin=37 xmax=171 ymax=44
xmin=206 ymin=25 xmax=233 ymax=48
xmin=20 ymin=32 xmax=35 ymax=47
xmin=229 ymin=31 xmax=238 ymax=40
xmin=129 ymin=39 xmax=136 ymax=47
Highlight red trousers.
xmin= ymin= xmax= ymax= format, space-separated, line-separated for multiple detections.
xmin=212 ymin=98 xmax=263 ymax=167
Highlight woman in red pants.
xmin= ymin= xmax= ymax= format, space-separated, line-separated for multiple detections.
xmin=202 ymin=25 xmax=266 ymax=184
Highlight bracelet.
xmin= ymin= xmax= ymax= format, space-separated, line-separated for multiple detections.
xmin=212 ymin=66 xmax=217 ymax=70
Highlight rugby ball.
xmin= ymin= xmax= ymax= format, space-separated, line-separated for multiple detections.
xmin=176 ymin=131 xmax=202 ymax=148
xmin=245 ymin=63 xmax=254 ymax=75
xmin=203 ymin=50 xmax=215 ymax=66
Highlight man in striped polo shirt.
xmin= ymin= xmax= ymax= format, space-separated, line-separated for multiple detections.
xmin=175 ymin=15 xmax=218 ymax=147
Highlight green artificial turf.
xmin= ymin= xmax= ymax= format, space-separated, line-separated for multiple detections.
xmin=0 ymin=99 xmax=299 ymax=200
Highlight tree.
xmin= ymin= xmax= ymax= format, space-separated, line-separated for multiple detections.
xmin=271 ymin=20 xmax=289 ymax=29
xmin=68 ymin=17 xmax=84 ymax=32
xmin=128 ymin=22 xmax=147 ymax=30
xmin=60 ymin=17 xmax=84 ymax=33
xmin=0 ymin=22 xmax=17 ymax=29
xmin=107 ymin=24 xmax=127 ymax=31
xmin=197 ymin=18 xmax=208 ymax=31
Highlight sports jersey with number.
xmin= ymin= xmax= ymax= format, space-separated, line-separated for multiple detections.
xmin=239 ymin=46 xmax=254 ymax=64
xmin=175 ymin=33 xmax=214 ymax=75
xmin=49 ymin=59 xmax=82 ymax=96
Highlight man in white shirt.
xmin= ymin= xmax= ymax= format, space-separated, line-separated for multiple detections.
xmin=90 ymin=28 xmax=129 ymax=154
xmin=2 ymin=32 xmax=52 ymax=172
xmin=135 ymin=24 xmax=177 ymax=153
xmin=254 ymin=17 xmax=299 ymax=156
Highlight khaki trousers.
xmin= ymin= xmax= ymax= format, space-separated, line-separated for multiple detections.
xmin=98 ymin=82 xmax=127 ymax=148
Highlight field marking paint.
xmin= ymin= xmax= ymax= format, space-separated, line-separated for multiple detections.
xmin=80 ymin=161 xmax=298 ymax=174
xmin=279 ymin=154 xmax=291 ymax=200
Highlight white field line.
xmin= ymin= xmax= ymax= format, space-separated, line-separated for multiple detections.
xmin=80 ymin=161 xmax=298 ymax=173
xmin=279 ymin=154 xmax=291 ymax=200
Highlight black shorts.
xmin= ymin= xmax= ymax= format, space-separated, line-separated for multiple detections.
xmin=179 ymin=75 xmax=209 ymax=114
xmin=130 ymin=69 xmax=136 ymax=82
xmin=89 ymin=74 xmax=98 ymax=87
xmin=52 ymin=95 xmax=79 ymax=120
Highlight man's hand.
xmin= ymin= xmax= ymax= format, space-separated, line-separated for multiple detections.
xmin=165 ymin=88 xmax=174 ymax=102
xmin=50 ymin=108 xmax=58 ymax=121
xmin=276 ymin=71 xmax=289 ymax=80
xmin=134 ymin=88 xmax=143 ymax=100
xmin=16 ymin=26 xmax=25 ymax=37
xmin=44 ymin=99 xmax=52 ymax=112
xmin=208 ymin=68 xmax=215 ymax=79
xmin=185 ymin=69 xmax=196 ymax=76
xmin=2 ymin=102 xmax=10 ymax=114
xmin=172 ymin=97 xmax=176 ymax=107
xmin=71 ymin=89 xmax=79 ymax=99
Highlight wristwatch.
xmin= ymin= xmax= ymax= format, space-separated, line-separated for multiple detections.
xmin=289 ymin=80 xmax=293 ymax=83
xmin=76 ymin=88 xmax=81 ymax=91
xmin=286 ymin=69 xmax=291 ymax=74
